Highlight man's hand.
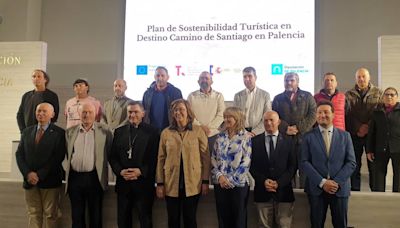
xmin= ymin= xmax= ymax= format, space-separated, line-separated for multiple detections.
xmin=27 ymin=172 xmax=39 ymax=185
xmin=201 ymin=125 xmax=211 ymax=136
xmin=120 ymin=168 xmax=141 ymax=180
xmin=322 ymin=180 xmax=339 ymax=194
xmin=264 ymin=179 xmax=278 ymax=192
xmin=367 ymin=153 xmax=375 ymax=162
xmin=286 ymin=125 xmax=299 ymax=136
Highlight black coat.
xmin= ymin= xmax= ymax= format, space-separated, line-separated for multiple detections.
xmin=109 ymin=122 xmax=160 ymax=194
xmin=17 ymin=89 xmax=59 ymax=132
xmin=250 ymin=132 xmax=297 ymax=202
xmin=367 ymin=102 xmax=400 ymax=154
xmin=15 ymin=123 xmax=66 ymax=189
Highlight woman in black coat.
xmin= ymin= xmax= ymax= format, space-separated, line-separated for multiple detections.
xmin=367 ymin=87 xmax=400 ymax=192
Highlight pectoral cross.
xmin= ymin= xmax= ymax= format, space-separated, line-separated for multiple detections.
xmin=127 ymin=149 xmax=132 ymax=159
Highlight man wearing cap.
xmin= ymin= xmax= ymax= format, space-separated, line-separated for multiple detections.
xmin=65 ymin=78 xmax=102 ymax=129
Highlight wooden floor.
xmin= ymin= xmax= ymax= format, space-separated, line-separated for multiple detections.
xmin=0 ymin=180 xmax=400 ymax=228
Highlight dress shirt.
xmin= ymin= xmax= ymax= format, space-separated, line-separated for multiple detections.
xmin=318 ymin=125 xmax=333 ymax=187
xmin=36 ymin=122 xmax=50 ymax=132
xmin=264 ymin=131 xmax=279 ymax=157
xmin=71 ymin=125 xmax=95 ymax=172
xmin=245 ymin=87 xmax=257 ymax=127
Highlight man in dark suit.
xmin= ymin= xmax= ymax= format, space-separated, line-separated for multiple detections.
xmin=109 ymin=101 xmax=160 ymax=228
xmin=16 ymin=102 xmax=66 ymax=228
xmin=250 ymin=111 xmax=297 ymax=228
xmin=301 ymin=100 xmax=356 ymax=228
xmin=65 ymin=103 xmax=113 ymax=228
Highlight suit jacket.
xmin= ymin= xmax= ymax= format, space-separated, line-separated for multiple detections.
xmin=109 ymin=122 xmax=160 ymax=194
xmin=234 ymin=87 xmax=272 ymax=135
xmin=301 ymin=127 xmax=356 ymax=197
xmin=65 ymin=122 xmax=113 ymax=193
xmin=16 ymin=123 xmax=66 ymax=189
xmin=101 ymin=96 xmax=132 ymax=130
xmin=250 ymin=133 xmax=297 ymax=202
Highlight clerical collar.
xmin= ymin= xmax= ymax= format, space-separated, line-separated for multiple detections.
xmin=130 ymin=122 xmax=142 ymax=128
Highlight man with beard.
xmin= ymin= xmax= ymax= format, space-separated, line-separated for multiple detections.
xmin=188 ymin=71 xmax=225 ymax=154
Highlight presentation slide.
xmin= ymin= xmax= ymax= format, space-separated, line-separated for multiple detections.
xmin=124 ymin=0 xmax=315 ymax=101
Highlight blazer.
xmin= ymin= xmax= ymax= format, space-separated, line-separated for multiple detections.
xmin=234 ymin=87 xmax=272 ymax=135
xmin=16 ymin=123 xmax=66 ymax=189
xmin=250 ymin=133 xmax=297 ymax=203
xmin=101 ymin=96 xmax=132 ymax=130
xmin=301 ymin=127 xmax=356 ymax=197
xmin=109 ymin=122 xmax=160 ymax=194
xmin=156 ymin=124 xmax=210 ymax=197
xmin=65 ymin=122 xmax=113 ymax=193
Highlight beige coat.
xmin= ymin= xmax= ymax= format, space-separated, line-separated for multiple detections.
xmin=65 ymin=123 xmax=113 ymax=193
xmin=156 ymin=125 xmax=210 ymax=197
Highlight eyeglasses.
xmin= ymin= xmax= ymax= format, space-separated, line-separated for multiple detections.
xmin=384 ymin=93 xmax=397 ymax=97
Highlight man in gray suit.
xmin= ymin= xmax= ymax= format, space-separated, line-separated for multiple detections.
xmin=234 ymin=66 xmax=272 ymax=136
xmin=65 ymin=103 xmax=113 ymax=228
xmin=101 ymin=79 xmax=132 ymax=130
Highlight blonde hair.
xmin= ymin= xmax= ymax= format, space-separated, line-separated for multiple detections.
xmin=223 ymin=106 xmax=245 ymax=134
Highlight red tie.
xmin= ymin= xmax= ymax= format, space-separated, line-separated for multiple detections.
xmin=35 ymin=127 xmax=44 ymax=144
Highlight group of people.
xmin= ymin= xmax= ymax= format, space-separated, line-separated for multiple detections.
xmin=14 ymin=66 xmax=400 ymax=228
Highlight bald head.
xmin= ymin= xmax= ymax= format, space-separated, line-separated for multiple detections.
xmin=355 ymin=67 xmax=370 ymax=89
xmin=113 ymin=79 xmax=127 ymax=97
xmin=263 ymin=111 xmax=281 ymax=134
xmin=36 ymin=103 xmax=55 ymax=125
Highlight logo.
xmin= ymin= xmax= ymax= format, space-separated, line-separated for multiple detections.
xmin=271 ymin=64 xmax=283 ymax=75
xmin=136 ymin=65 xmax=148 ymax=75
xmin=209 ymin=65 xmax=222 ymax=75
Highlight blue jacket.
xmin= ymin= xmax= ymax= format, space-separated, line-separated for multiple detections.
xmin=301 ymin=127 xmax=356 ymax=197
xmin=142 ymin=82 xmax=182 ymax=130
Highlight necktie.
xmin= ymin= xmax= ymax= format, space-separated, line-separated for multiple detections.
xmin=269 ymin=135 xmax=275 ymax=158
xmin=35 ymin=127 xmax=44 ymax=144
xmin=322 ymin=130 xmax=330 ymax=155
